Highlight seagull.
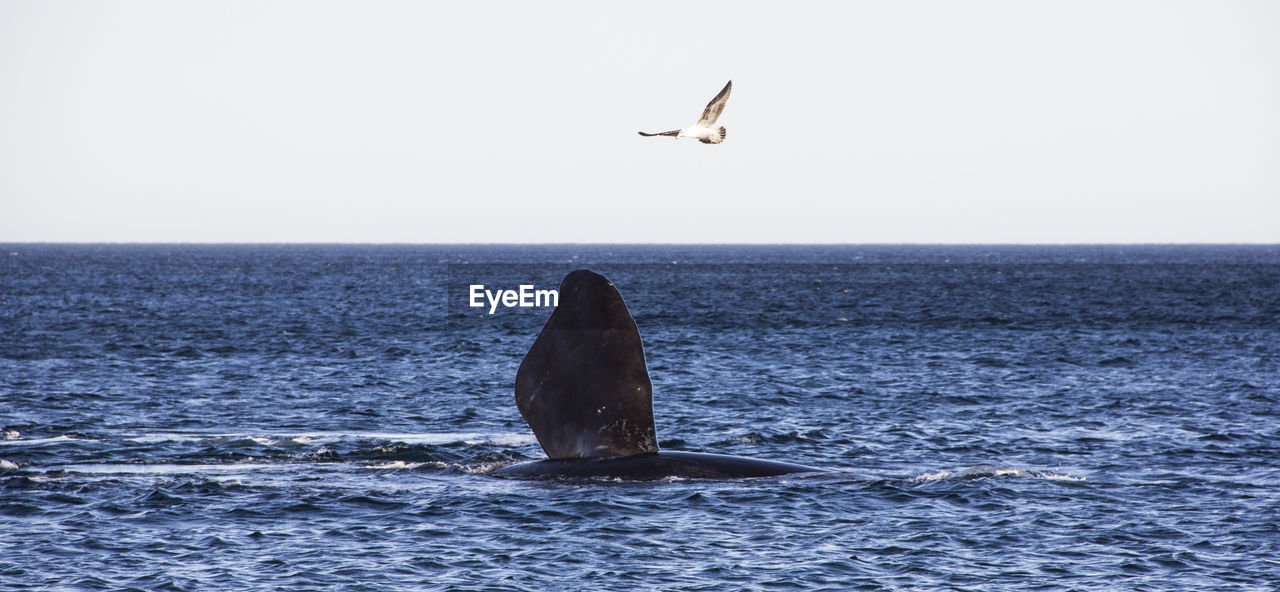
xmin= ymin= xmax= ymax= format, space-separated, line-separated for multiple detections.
xmin=638 ymin=80 xmax=732 ymax=144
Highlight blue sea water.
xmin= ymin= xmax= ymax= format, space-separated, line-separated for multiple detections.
xmin=2 ymin=244 xmax=1278 ymax=591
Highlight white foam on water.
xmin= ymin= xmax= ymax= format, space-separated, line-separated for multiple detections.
xmin=364 ymin=461 xmax=427 ymax=470
xmin=126 ymin=433 xmax=207 ymax=443
xmin=123 ymin=431 xmax=535 ymax=446
xmin=462 ymin=434 xmax=537 ymax=446
xmin=56 ymin=463 xmax=305 ymax=475
xmin=0 ymin=435 xmax=92 ymax=446
xmin=910 ymin=465 xmax=1085 ymax=483
xmin=316 ymin=431 xmax=535 ymax=446
xmin=1037 ymin=472 xmax=1087 ymax=482
xmin=465 ymin=461 xmax=512 ymax=475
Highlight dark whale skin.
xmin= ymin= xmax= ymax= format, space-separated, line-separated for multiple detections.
xmin=490 ymin=450 xmax=823 ymax=480
xmin=515 ymin=270 xmax=657 ymax=459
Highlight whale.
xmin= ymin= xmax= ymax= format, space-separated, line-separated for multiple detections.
xmin=491 ymin=269 xmax=822 ymax=480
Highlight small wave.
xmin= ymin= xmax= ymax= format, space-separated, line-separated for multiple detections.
xmin=909 ymin=465 xmax=1085 ymax=483
xmin=364 ymin=461 xmax=430 ymax=470
xmin=123 ymin=431 xmax=534 ymax=447
xmin=463 ymin=434 xmax=537 ymax=446
xmin=1097 ymin=356 xmax=1136 ymax=367
xmin=464 ymin=461 xmax=518 ymax=475
xmin=1038 ymin=472 xmax=1087 ymax=481
xmin=714 ymin=430 xmax=830 ymax=447
xmin=126 ymin=433 xmax=208 ymax=443
xmin=53 ymin=463 xmax=303 ymax=475
xmin=0 ymin=435 xmax=93 ymax=446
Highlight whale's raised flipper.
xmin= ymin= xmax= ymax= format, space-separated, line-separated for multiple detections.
xmin=496 ymin=269 xmax=824 ymax=480
xmin=515 ymin=270 xmax=658 ymax=459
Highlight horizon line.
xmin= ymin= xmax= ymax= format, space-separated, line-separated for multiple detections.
xmin=3 ymin=241 xmax=1278 ymax=247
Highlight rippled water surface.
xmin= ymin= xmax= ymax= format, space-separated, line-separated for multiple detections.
xmin=3 ymin=244 xmax=1278 ymax=591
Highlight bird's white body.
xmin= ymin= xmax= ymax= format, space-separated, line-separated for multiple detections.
xmin=676 ymin=124 xmax=726 ymax=144
xmin=638 ymin=81 xmax=732 ymax=144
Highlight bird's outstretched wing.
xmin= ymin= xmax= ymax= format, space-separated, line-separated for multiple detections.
xmin=696 ymin=80 xmax=732 ymax=127
xmin=638 ymin=130 xmax=681 ymax=137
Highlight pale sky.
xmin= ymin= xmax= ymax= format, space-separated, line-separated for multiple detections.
xmin=2 ymin=1 xmax=1277 ymax=243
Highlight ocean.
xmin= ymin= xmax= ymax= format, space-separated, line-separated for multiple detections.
xmin=2 ymin=244 xmax=1277 ymax=591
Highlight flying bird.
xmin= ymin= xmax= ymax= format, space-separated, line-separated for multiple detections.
xmin=638 ymin=80 xmax=732 ymax=144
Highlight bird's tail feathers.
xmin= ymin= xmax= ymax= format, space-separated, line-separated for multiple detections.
xmin=698 ymin=126 xmax=727 ymax=144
